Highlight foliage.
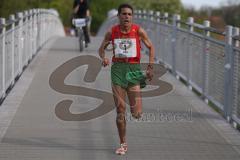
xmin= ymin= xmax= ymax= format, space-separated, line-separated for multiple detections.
xmin=89 ymin=0 xmax=184 ymax=33
xmin=219 ymin=4 xmax=240 ymax=27
xmin=90 ymin=0 xmax=126 ymax=33
xmin=131 ymin=0 xmax=183 ymax=14
xmin=49 ymin=0 xmax=72 ymax=26
xmin=1 ymin=0 xmax=239 ymax=34
xmin=0 ymin=0 xmax=184 ymax=34
xmin=184 ymin=0 xmax=240 ymax=28
xmin=0 ymin=0 xmax=71 ymax=24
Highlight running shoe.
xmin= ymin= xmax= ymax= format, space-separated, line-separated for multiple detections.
xmin=115 ymin=143 xmax=127 ymax=155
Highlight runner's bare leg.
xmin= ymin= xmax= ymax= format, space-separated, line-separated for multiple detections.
xmin=127 ymin=85 xmax=142 ymax=119
xmin=112 ymin=85 xmax=127 ymax=144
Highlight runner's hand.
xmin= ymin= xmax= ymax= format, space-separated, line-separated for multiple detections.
xmin=146 ymin=64 xmax=153 ymax=81
xmin=102 ymin=58 xmax=110 ymax=67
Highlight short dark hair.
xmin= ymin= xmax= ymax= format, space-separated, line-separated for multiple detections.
xmin=118 ymin=3 xmax=134 ymax=15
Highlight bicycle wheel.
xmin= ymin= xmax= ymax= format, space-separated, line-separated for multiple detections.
xmin=79 ymin=29 xmax=84 ymax=52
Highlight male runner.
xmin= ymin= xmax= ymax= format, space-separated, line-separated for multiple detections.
xmin=98 ymin=3 xmax=154 ymax=155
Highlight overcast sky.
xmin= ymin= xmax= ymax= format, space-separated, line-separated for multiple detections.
xmin=181 ymin=0 xmax=238 ymax=9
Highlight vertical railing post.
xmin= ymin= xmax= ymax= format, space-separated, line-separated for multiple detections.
xmin=156 ymin=11 xmax=160 ymax=23
xmin=176 ymin=15 xmax=181 ymax=77
xmin=16 ymin=12 xmax=23 ymax=75
xmin=134 ymin=10 xmax=137 ymax=19
xmin=224 ymin=25 xmax=233 ymax=120
xmin=155 ymin=11 xmax=161 ymax=61
xmin=164 ymin=12 xmax=168 ymax=24
xmin=232 ymin=27 xmax=239 ymax=126
xmin=142 ymin=10 xmax=147 ymax=28
xmin=40 ymin=9 xmax=42 ymax=46
xmin=164 ymin=12 xmax=169 ymax=65
xmin=138 ymin=10 xmax=142 ymax=19
xmin=45 ymin=10 xmax=48 ymax=41
xmin=32 ymin=9 xmax=37 ymax=55
xmin=176 ymin=15 xmax=181 ymax=27
xmin=38 ymin=9 xmax=42 ymax=48
xmin=171 ymin=14 xmax=180 ymax=76
xmin=143 ymin=10 xmax=147 ymax=19
xmin=187 ymin=17 xmax=194 ymax=90
xmin=42 ymin=10 xmax=45 ymax=46
xmin=36 ymin=9 xmax=40 ymax=50
xmin=202 ymin=20 xmax=210 ymax=103
xmin=0 ymin=18 xmax=6 ymax=98
xmin=24 ymin=10 xmax=29 ymax=65
xmin=9 ymin=14 xmax=15 ymax=85
xmin=29 ymin=9 xmax=33 ymax=60
xmin=233 ymin=27 xmax=239 ymax=47
xmin=22 ymin=11 xmax=26 ymax=67
xmin=32 ymin=9 xmax=36 ymax=55
xmin=136 ymin=10 xmax=141 ymax=19
xmin=149 ymin=10 xmax=154 ymax=21
xmin=46 ymin=10 xmax=49 ymax=41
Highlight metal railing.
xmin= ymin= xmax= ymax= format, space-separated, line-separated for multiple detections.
xmin=0 ymin=9 xmax=65 ymax=102
xmin=97 ymin=10 xmax=240 ymax=127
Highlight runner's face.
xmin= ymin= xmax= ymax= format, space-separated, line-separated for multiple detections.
xmin=119 ymin=8 xmax=133 ymax=27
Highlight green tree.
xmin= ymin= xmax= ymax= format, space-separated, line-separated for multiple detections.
xmin=131 ymin=0 xmax=183 ymax=14
xmin=90 ymin=0 xmax=184 ymax=33
xmin=49 ymin=0 xmax=72 ymax=26
xmin=0 ymin=0 xmax=186 ymax=34
xmin=0 ymin=0 xmax=52 ymax=18
xmin=0 ymin=0 xmax=28 ymax=18
xmin=90 ymin=0 xmax=126 ymax=34
xmin=221 ymin=4 xmax=240 ymax=27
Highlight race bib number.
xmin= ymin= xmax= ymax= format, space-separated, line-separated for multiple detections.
xmin=114 ymin=38 xmax=137 ymax=58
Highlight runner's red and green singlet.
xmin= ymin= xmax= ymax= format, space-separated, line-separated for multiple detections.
xmin=111 ymin=24 xmax=141 ymax=63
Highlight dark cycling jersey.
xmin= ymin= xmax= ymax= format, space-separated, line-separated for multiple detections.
xmin=73 ymin=0 xmax=89 ymax=18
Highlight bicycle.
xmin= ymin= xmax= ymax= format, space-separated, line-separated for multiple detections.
xmin=72 ymin=18 xmax=87 ymax=52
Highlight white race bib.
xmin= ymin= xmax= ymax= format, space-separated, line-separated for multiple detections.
xmin=114 ymin=38 xmax=137 ymax=58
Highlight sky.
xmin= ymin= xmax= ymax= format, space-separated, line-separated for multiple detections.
xmin=181 ymin=0 xmax=233 ymax=9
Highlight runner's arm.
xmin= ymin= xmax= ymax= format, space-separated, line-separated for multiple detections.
xmin=98 ymin=30 xmax=111 ymax=60
xmin=139 ymin=27 xmax=154 ymax=81
xmin=98 ymin=30 xmax=111 ymax=67
xmin=138 ymin=27 xmax=155 ymax=65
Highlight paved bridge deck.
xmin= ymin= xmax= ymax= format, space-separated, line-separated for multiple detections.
xmin=0 ymin=36 xmax=240 ymax=160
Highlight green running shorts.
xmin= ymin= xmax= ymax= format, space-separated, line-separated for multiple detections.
xmin=111 ymin=62 xmax=146 ymax=89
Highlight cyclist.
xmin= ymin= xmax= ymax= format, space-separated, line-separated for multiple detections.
xmin=73 ymin=0 xmax=91 ymax=47
xmin=98 ymin=3 xmax=154 ymax=155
